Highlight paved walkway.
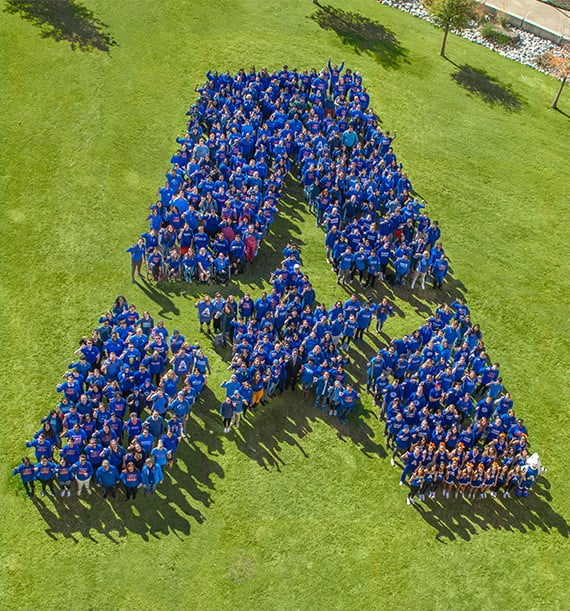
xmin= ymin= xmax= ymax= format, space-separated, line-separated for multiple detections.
xmin=481 ymin=0 xmax=570 ymax=40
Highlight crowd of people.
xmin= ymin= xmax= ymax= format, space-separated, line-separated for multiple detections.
xmin=370 ymin=300 xmax=539 ymax=503
xmin=17 ymin=64 xmax=541 ymax=505
xmin=127 ymin=63 xmax=447 ymax=290
xmin=13 ymin=298 xmax=208 ymax=500
xmin=194 ymin=244 xmax=401 ymax=430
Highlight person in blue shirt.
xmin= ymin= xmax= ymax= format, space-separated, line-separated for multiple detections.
xmin=150 ymin=433 xmax=169 ymax=465
xmin=141 ymin=458 xmax=163 ymax=496
xmin=355 ymin=303 xmax=373 ymax=341
xmin=13 ymin=457 xmax=35 ymax=498
xmin=95 ymin=460 xmax=120 ymax=499
xmin=230 ymin=390 xmax=246 ymax=429
xmin=34 ymin=456 xmax=57 ymax=496
xmin=337 ymin=247 xmax=354 ymax=285
xmin=432 ymin=254 xmax=449 ymax=289
xmin=147 ymin=247 xmax=164 ymax=282
xmin=407 ymin=467 xmax=425 ymax=505
xmin=169 ymin=391 xmax=191 ymax=437
xmin=340 ymin=313 xmax=358 ymax=351
xmin=314 ymin=371 xmax=333 ymax=411
xmin=375 ymin=298 xmax=395 ymax=334
xmin=56 ymin=458 xmax=75 ymax=497
xmin=410 ymin=250 xmax=430 ymax=290
xmin=400 ymin=446 xmax=422 ymax=485
xmin=220 ymin=397 xmax=235 ymax=433
xmin=60 ymin=438 xmax=81 ymax=466
xmin=127 ymin=238 xmax=145 ymax=283
xmin=144 ymin=410 xmax=166 ymax=438
xmin=25 ymin=434 xmax=53 ymax=461
xmin=73 ymin=454 xmax=94 ymax=496
xmin=338 ymin=384 xmax=360 ymax=424
xmin=195 ymin=295 xmax=213 ymax=333
xmin=229 ymin=234 xmax=246 ymax=275
xmin=341 ymin=125 xmax=358 ymax=149
xmin=120 ymin=461 xmax=143 ymax=500
xmin=393 ymin=254 xmax=410 ymax=286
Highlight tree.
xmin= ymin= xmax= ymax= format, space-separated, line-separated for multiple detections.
xmin=541 ymin=45 xmax=570 ymax=109
xmin=423 ymin=0 xmax=477 ymax=57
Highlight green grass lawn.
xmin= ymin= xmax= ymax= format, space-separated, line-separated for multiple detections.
xmin=1 ymin=0 xmax=569 ymax=609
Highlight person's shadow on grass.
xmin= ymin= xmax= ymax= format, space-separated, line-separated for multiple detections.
xmin=410 ymin=477 xmax=569 ymax=542
xmin=28 ymin=428 xmax=224 ymax=542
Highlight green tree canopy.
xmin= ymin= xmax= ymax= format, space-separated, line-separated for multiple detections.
xmin=423 ymin=0 xmax=477 ymax=56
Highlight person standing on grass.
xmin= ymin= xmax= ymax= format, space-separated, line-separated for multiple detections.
xmin=73 ymin=454 xmax=93 ymax=496
xmin=314 ymin=371 xmax=333 ymax=411
xmin=393 ymin=253 xmax=410 ymax=286
xmin=220 ymin=396 xmax=234 ymax=433
xmin=161 ymin=430 xmax=180 ymax=468
xmin=410 ymin=250 xmax=430 ymax=290
xmin=375 ymin=298 xmax=395 ymax=334
xmin=285 ymin=349 xmax=302 ymax=391
xmin=141 ymin=458 xmax=163 ymax=496
xmin=355 ymin=302 xmax=373 ymax=341
xmin=127 ymin=238 xmax=145 ymax=283
xmin=120 ymin=461 xmax=142 ymax=501
xmin=196 ymin=295 xmax=213 ymax=333
xmin=432 ymin=254 xmax=449 ymax=289
xmin=56 ymin=458 xmax=74 ymax=497
xmin=12 ymin=457 xmax=35 ymax=498
xmin=340 ymin=313 xmax=357 ymax=351
xmin=151 ymin=438 xmax=169 ymax=470
xmin=35 ymin=456 xmax=57 ymax=497
xmin=365 ymin=250 xmax=381 ymax=288
xmin=96 ymin=459 xmax=119 ymax=500
xmin=400 ymin=446 xmax=422 ymax=486
xmin=250 ymin=372 xmax=265 ymax=410
xmin=341 ymin=125 xmax=358 ymax=150
xmin=338 ymin=383 xmax=360 ymax=424
xmin=337 ymin=247 xmax=354 ymax=285
xmin=230 ymin=390 xmax=246 ymax=429
xmin=407 ymin=467 xmax=425 ymax=505
xmin=170 ymin=391 xmax=190 ymax=438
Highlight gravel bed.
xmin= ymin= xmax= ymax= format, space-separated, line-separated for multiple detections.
xmin=377 ymin=0 xmax=564 ymax=73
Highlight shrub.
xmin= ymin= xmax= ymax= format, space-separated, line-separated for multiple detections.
xmin=480 ymin=23 xmax=514 ymax=44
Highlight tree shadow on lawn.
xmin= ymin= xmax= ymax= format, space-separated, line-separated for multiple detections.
xmin=4 ymin=0 xmax=117 ymax=53
xmin=310 ymin=3 xmax=409 ymax=70
xmin=449 ymin=61 xmax=524 ymax=111
xmin=411 ymin=477 xmax=570 ymax=541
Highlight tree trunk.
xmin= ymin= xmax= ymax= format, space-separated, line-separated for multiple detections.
xmin=440 ymin=23 xmax=449 ymax=57
xmin=551 ymin=74 xmax=567 ymax=109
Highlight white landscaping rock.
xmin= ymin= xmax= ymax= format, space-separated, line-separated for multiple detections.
xmin=376 ymin=0 xmax=563 ymax=73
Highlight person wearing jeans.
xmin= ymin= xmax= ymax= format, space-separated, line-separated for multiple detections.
xmin=314 ymin=372 xmax=333 ymax=411
xmin=142 ymin=458 xmax=163 ymax=496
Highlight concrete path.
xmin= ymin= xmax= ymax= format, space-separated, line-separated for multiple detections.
xmin=481 ymin=0 xmax=570 ymax=41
